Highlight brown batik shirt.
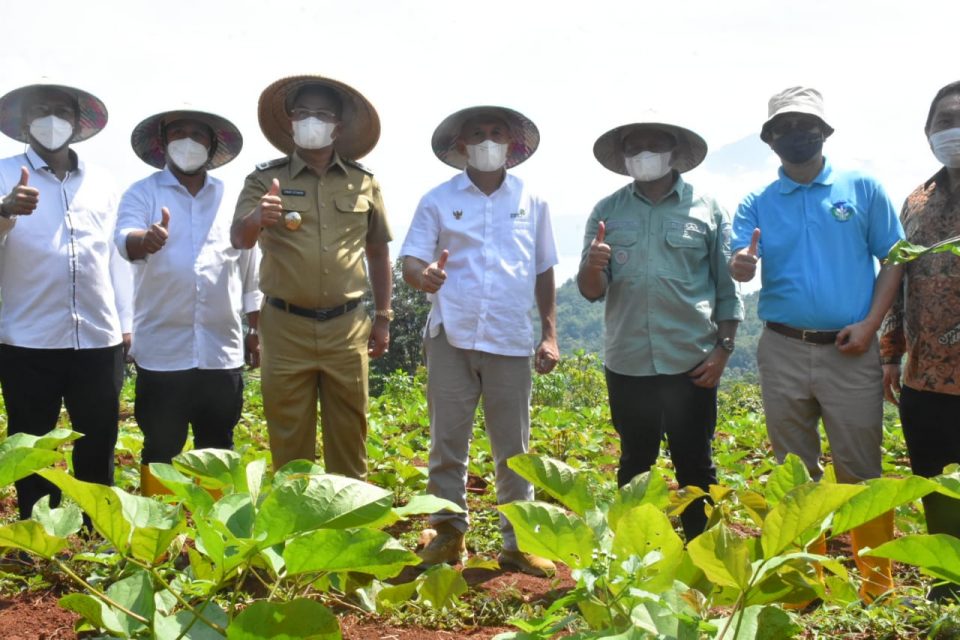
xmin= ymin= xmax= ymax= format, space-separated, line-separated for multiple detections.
xmin=880 ymin=168 xmax=960 ymax=395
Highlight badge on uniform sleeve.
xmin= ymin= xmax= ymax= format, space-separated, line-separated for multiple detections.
xmin=284 ymin=211 xmax=302 ymax=230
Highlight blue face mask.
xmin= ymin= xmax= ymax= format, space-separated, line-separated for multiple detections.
xmin=772 ymin=130 xmax=823 ymax=164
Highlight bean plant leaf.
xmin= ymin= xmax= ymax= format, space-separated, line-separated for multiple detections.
xmin=376 ymin=579 xmax=419 ymax=607
xmin=885 ymin=236 xmax=960 ymax=265
xmin=148 ymin=463 xmax=216 ymax=514
xmin=865 ymin=534 xmax=960 ymax=584
xmin=227 ymin=598 xmax=340 ymax=639
xmin=763 ymin=454 xmax=811 ymax=506
xmin=611 ymin=504 xmax=684 ymax=590
xmin=245 ymin=458 xmax=268 ymax=504
xmin=174 ymin=449 xmax=245 ymax=491
xmin=831 ymin=476 xmax=939 ymax=534
xmin=254 ymin=474 xmax=394 ymax=547
xmin=0 ymin=429 xmax=78 ymax=455
xmin=284 ymin=529 xmax=419 ymax=579
xmin=107 ymin=569 xmax=155 ymax=637
xmin=608 ymin=469 xmax=671 ymax=531
xmin=507 ymin=454 xmax=595 ymax=515
xmin=417 ymin=563 xmax=468 ymax=610
xmin=499 ymin=501 xmax=596 ymax=569
xmin=0 ymin=448 xmax=62 ymax=487
xmin=59 ymin=593 xmax=126 ymax=636
xmin=688 ymin=523 xmax=753 ymax=590
xmin=761 ymin=482 xmax=865 ymax=557
xmin=0 ymin=520 xmax=68 ymax=559
xmin=154 ymin=602 xmax=228 ymax=640
xmin=38 ymin=469 xmax=132 ymax=550
xmin=393 ymin=494 xmax=465 ymax=518
xmin=32 ymin=495 xmax=83 ymax=538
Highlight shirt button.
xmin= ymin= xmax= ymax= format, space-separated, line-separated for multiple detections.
xmin=323 ymin=269 xmax=329 ymax=274
xmin=322 ymin=224 xmax=327 ymax=229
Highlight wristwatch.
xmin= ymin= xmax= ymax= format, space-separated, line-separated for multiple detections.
xmin=375 ymin=309 xmax=395 ymax=321
xmin=718 ymin=337 xmax=735 ymax=353
xmin=247 ymin=327 xmax=258 ymax=337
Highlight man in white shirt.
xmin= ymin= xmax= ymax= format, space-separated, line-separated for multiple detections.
xmin=400 ymin=105 xmax=559 ymax=577
xmin=0 ymin=82 xmax=132 ymax=520
xmin=115 ymin=108 xmax=261 ymax=496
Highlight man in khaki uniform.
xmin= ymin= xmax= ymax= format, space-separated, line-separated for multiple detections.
xmin=231 ymin=75 xmax=392 ymax=479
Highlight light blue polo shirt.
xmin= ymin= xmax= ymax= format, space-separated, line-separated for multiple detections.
xmin=731 ymin=158 xmax=904 ymax=330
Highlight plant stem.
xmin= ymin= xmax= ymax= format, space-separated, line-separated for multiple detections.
xmin=53 ymin=559 xmax=150 ymax=625
xmin=134 ymin=562 xmax=226 ymax=635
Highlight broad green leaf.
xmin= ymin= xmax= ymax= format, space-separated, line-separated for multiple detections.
xmin=32 ymin=496 xmax=83 ymax=538
xmin=284 ymin=529 xmax=419 ymax=579
xmin=0 ymin=429 xmax=78 ymax=455
xmin=688 ymin=524 xmax=753 ymax=590
xmin=227 ymin=598 xmax=340 ymax=639
xmin=38 ymin=469 xmax=131 ymax=550
xmin=739 ymin=490 xmax=770 ymax=526
xmin=757 ymin=604 xmax=802 ymax=639
xmin=110 ymin=488 xmax=184 ymax=563
xmin=885 ymin=236 xmax=960 ymax=265
xmin=393 ymin=494 xmax=465 ymax=517
xmin=245 ymin=458 xmax=267 ymax=504
xmin=763 ymin=454 xmax=811 ymax=506
xmin=417 ymin=563 xmax=468 ymax=610
xmin=611 ymin=504 xmax=684 ymax=590
xmin=866 ymin=534 xmax=960 ymax=584
xmin=608 ymin=469 xmax=671 ymax=530
xmin=931 ymin=470 xmax=960 ymax=500
xmin=106 ymin=569 xmax=154 ymax=636
xmin=629 ymin=590 xmax=700 ymax=639
xmin=59 ymin=593 xmax=126 ymax=636
xmin=271 ymin=459 xmax=324 ymax=485
xmin=714 ymin=604 xmax=763 ymax=640
xmin=210 ymin=494 xmax=256 ymax=538
xmin=499 ymin=501 xmax=596 ymax=569
xmin=831 ymin=476 xmax=938 ymax=534
xmin=0 ymin=520 xmax=68 ymax=558
xmin=0 ymin=448 xmax=61 ymax=487
xmin=174 ymin=449 xmax=244 ymax=490
xmin=761 ymin=482 xmax=865 ymax=557
xmin=149 ymin=462 xmax=216 ymax=514
xmin=376 ymin=579 xmax=419 ymax=606
xmin=254 ymin=474 xmax=393 ymax=546
xmin=154 ymin=602 xmax=228 ymax=640
xmin=668 ymin=485 xmax=709 ymax=518
xmin=507 ymin=454 xmax=595 ymax=515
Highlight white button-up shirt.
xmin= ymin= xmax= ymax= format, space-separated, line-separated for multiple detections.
xmin=401 ymin=171 xmax=557 ymax=357
xmin=0 ymin=148 xmax=132 ymax=349
xmin=116 ymin=168 xmax=261 ymax=371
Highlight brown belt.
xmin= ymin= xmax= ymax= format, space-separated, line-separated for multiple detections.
xmin=766 ymin=322 xmax=840 ymax=345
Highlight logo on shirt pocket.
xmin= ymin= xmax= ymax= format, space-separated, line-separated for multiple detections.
xmin=830 ymin=200 xmax=856 ymax=222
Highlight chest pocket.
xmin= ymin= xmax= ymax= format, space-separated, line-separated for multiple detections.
xmin=660 ymin=220 xmax=708 ymax=279
xmin=605 ymin=223 xmax=642 ymax=279
xmin=334 ymin=194 xmax=371 ymax=239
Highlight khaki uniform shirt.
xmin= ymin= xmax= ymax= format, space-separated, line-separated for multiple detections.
xmin=233 ymin=151 xmax=391 ymax=309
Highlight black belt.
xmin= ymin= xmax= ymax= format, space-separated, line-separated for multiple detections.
xmin=766 ymin=322 xmax=840 ymax=345
xmin=266 ymin=296 xmax=360 ymax=321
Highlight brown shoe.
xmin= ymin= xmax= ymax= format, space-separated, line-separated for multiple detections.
xmin=498 ymin=549 xmax=556 ymax=578
xmin=417 ymin=522 xmax=466 ymax=566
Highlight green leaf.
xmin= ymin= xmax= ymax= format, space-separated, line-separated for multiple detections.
xmin=393 ymin=494 xmax=465 ymax=518
xmin=154 ymin=602 xmax=228 ymax=640
xmin=106 ymin=569 xmax=154 ymax=636
xmin=284 ymin=529 xmax=420 ymax=579
xmin=831 ymin=476 xmax=938 ymax=534
xmin=688 ymin=523 xmax=753 ymax=590
xmin=0 ymin=429 xmax=78 ymax=455
xmin=254 ymin=474 xmax=394 ymax=547
xmin=608 ymin=469 xmax=671 ymax=531
xmin=0 ymin=520 xmax=68 ymax=559
xmin=507 ymin=454 xmax=595 ymax=515
xmin=866 ymin=534 xmax=960 ymax=584
xmin=210 ymin=494 xmax=256 ymax=539
xmin=417 ymin=563 xmax=468 ymax=610
xmin=245 ymin=458 xmax=268 ymax=504
xmin=611 ymin=504 xmax=684 ymax=590
xmin=761 ymin=482 xmax=865 ymax=557
xmin=227 ymin=598 xmax=340 ymax=639
xmin=32 ymin=495 xmax=83 ymax=538
xmin=174 ymin=448 xmax=244 ymax=491
xmin=38 ymin=469 xmax=132 ymax=550
xmin=763 ymin=454 xmax=811 ymax=506
xmin=149 ymin=463 xmax=216 ymax=514
xmin=0 ymin=448 xmax=62 ymax=487
xmin=499 ymin=501 xmax=596 ymax=569
xmin=885 ymin=236 xmax=960 ymax=265
xmin=376 ymin=579 xmax=419 ymax=607
xmin=58 ymin=593 xmax=126 ymax=636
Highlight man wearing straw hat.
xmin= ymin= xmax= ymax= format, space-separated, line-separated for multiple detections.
xmin=0 ymin=82 xmax=132 ymax=520
xmin=729 ymin=86 xmax=904 ymax=601
xmin=231 ymin=75 xmax=391 ymax=479
xmin=400 ymin=105 xmax=559 ymax=576
xmin=577 ymin=118 xmax=742 ymax=540
xmin=116 ymin=108 xmax=261 ymax=496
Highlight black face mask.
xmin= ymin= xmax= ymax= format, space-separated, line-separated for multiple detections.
xmin=772 ymin=130 xmax=824 ymax=164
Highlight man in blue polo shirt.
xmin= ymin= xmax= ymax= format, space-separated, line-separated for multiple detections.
xmin=729 ymin=86 xmax=904 ymax=602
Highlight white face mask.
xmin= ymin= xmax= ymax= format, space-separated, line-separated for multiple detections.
xmin=291 ymin=117 xmax=336 ymax=149
xmin=166 ymin=138 xmax=210 ymax=173
xmin=930 ymin=127 xmax=960 ymax=168
xmin=29 ymin=115 xmax=74 ymax=151
xmin=466 ymin=140 xmax=508 ymax=172
xmin=624 ymin=151 xmax=673 ymax=182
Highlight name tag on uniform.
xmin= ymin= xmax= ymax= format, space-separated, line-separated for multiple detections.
xmin=281 ymin=189 xmax=306 ymax=196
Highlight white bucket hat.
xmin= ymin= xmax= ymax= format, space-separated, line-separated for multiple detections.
xmin=760 ymin=86 xmax=834 ymax=143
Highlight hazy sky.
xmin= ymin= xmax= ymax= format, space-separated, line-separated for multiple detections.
xmin=2 ymin=0 xmax=957 ymax=283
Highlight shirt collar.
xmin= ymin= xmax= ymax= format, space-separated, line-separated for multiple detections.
xmin=26 ymin=146 xmax=82 ymax=175
xmin=455 ymin=169 xmax=514 ymax=195
xmin=159 ymin=165 xmax=212 ymax=191
xmin=289 ymin=149 xmax=349 ymax=178
xmin=629 ymin=171 xmax=684 ymax=203
xmin=777 ymin=157 xmax=834 ymax=193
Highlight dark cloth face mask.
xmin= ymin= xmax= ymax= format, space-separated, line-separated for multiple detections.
xmin=772 ymin=130 xmax=824 ymax=164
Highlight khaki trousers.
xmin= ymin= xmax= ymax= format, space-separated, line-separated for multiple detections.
xmin=757 ymin=327 xmax=884 ymax=483
xmin=425 ymin=328 xmax=534 ymax=551
xmin=259 ymin=302 xmax=371 ymax=479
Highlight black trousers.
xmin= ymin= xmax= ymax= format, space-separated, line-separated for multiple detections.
xmin=605 ymin=368 xmax=718 ymax=539
xmin=135 ymin=367 xmax=243 ymax=464
xmin=0 ymin=344 xmax=124 ymax=519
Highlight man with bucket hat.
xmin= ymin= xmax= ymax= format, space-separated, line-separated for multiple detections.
xmin=577 ymin=117 xmax=742 ymax=540
xmin=231 ymin=75 xmax=392 ymax=479
xmin=116 ymin=108 xmax=261 ymax=496
xmin=400 ymin=105 xmax=559 ymax=576
xmin=729 ymin=86 xmax=904 ymax=601
xmin=0 ymin=82 xmax=132 ymax=520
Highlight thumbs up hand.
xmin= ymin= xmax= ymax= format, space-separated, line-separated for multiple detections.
xmin=420 ymin=249 xmax=449 ymax=293
xmin=729 ymin=228 xmax=760 ymax=282
xmin=1 ymin=166 xmax=40 ymax=217
xmin=256 ymin=179 xmax=283 ymax=228
xmin=140 ymin=207 xmax=170 ymax=254
xmin=585 ymin=220 xmax=611 ymax=271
